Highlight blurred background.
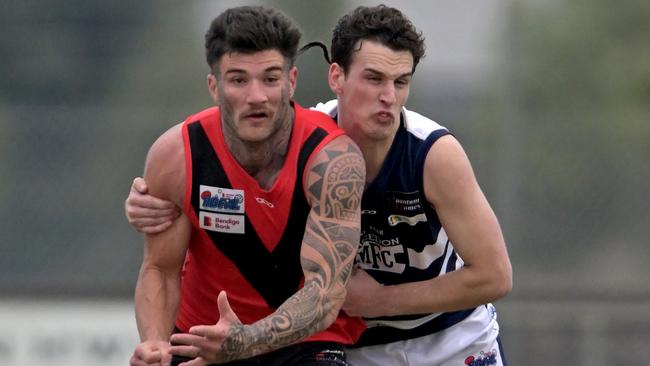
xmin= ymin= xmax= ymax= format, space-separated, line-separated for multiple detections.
xmin=1 ymin=0 xmax=648 ymax=364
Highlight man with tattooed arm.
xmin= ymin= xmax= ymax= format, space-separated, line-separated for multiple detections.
xmin=128 ymin=6 xmax=365 ymax=366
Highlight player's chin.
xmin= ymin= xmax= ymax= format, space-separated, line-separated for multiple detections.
xmin=238 ymin=128 xmax=273 ymax=143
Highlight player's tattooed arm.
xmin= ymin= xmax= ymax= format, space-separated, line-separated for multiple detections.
xmin=216 ymin=135 xmax=365 ymax=360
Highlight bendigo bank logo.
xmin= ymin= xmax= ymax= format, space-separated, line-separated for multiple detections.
xmin=199 ymin=185 xmax=244 ymax=213
xmin=199 ymin=211 xmax=245 ymax=234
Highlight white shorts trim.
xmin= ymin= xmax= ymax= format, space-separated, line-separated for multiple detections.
xmin=347 ymin=304 xmax=505 ymax=366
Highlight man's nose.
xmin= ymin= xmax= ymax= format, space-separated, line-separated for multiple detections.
xmin=247 ymin=80 xmax=268 ymax=104
xmin=379 ymin=82 xmax=396 ymax=105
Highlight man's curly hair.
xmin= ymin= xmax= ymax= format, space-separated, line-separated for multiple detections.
xmin=331 ymin=5 xmax=425 ymax=73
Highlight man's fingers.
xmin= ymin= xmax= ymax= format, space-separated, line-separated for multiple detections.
xmin=133 ymin=348 xmax=162 ymax=364
xmin=170 ymin=333 xmax=205 ymax=347
xmin=170 ymin=334 xmax=209 ymax=364
xmin=187 ymin=325 xmax=217 ymax=338
xmin=133 ymin=177 xmax=148 ymax=194
xmin=132 ymin=346 xmax=150 ymax=360
xmin=129 ymin=195 xmax=177 ymax=211
xmin=132 ymin=211 xmax=176 ymax=224
xmin=143 ymin=350 xmax=163 ymax=364
xmin=179 ymin=358 xmax=207 ymax=366
xmin=127 ymin=209 xmax=177 ymax=228
xmin=140 ymin=221 xmax=174 ymax=235
xmin=169 ymin=344 xmax=200 ymax=358
xmin=129 ymin=354 xmax=148 ymax=366
xmin=144 ymin=207 xmax=179 ymax=218
xmin=217 ymin=291 xmax=240 ymax=324
xmin=161 ymin=348 xmax=173 ymax=366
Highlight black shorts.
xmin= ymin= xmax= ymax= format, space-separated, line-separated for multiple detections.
xmin=171 ymin=341 xmax=347 ymax=366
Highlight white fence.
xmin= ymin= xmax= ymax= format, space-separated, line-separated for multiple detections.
xmin=0 ymin=300 xmax=138 ymax=366
xmin=1 ymin=298 xmax=649 ymax=365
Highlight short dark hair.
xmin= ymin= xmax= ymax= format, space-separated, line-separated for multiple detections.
xmin=204 ymin=6 xmax=302 ymax=70
xmin=331 ymin=5 xmax=425 ymax=73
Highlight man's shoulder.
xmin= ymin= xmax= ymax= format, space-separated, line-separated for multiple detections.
xmin=295 ymin=101 xmax=340 ymax=132
xmin=401 ymin=107 xmax=448 ymax=141
xmin=183 ymin=106 xmax=220 ymax=125
xmin=149 ymin=123 xmax=184 ymax=159
xmin=143 ymin=122 xmax=186 ymax=204
xmin=152 ymin=106 xmax=219 ymax=156
xmin=311 ymin=99 xmax=337 ymax=118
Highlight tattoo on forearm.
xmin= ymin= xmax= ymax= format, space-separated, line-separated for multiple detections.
xmin=214 ymin=140 xmax=365 ymax=362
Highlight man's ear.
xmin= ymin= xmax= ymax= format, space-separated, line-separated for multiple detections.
xmin=328 ymin=63 xmax=344 ymax=96
xmin=288 ymin=66 xmax=298 ymax=98
xmin=207 ymin=73 xmax=219 ymax=104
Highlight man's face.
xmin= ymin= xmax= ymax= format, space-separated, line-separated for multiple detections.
xmin=329 ymin=40 xmax=413 ymax=142
xmin=330 ymin=40 xmax=413 ymax=140
xmin=208 ymin=49 xmax=297 ymax=144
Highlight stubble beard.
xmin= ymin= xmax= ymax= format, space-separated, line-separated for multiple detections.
xmin=219 ymin=84 xmax=294 ymax=169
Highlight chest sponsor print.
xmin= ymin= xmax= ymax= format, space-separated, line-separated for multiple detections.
xmin=387 ymin=213 xmax=427 ymax=226
xmin=356 ymin=234 xmax=405 ymax=274
xmin=199 ymin=185 xmax=244 ymax=213
xmin=199 ymin=211 xmax=245 ymax=234
xmin=386 ymin=191 xmax=423 ymax=214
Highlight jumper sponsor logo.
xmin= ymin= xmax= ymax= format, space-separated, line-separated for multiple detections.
xmin=388 ymin=192 xmax=423 ymax=212
xmin=199 ymin=211 xmax=245 ymax=234
xmin=199 ymin=185 xmax=244 ymax=213
xmin=464 ymin=350 xmax=498 ymax=366
xmin=387 ymin=213 xmax=427 ymax=226
xmin=356 ymin=234 xmax=405 ymax=274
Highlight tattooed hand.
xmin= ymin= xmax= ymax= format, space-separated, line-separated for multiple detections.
xmin=170 ymin=291 xmax=247 ymax=365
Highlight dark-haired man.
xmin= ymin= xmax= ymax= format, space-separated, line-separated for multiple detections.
xmin=128 ymin=5 xmax=512 ymax=366
xmin=128 ymin=6 xmax=366 ymax=366
xmin=321 ymin=6 xmax=511 ymax=366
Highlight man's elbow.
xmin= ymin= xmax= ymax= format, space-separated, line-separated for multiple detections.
xmin=318 ymin=288 xmax=347 ymax=331
xmin=491 ymin=260 xmax=513 ymax=300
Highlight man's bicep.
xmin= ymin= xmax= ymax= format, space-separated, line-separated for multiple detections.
xmin=301 ymin=135 xmax=365 ymax=284
xmin=423 ymin=136 xmax=506 ymax=261
xmin=143 ymin=213 xmax=192 ymax=271
xmin=140 ymin=123 xmax=189 ymax=269
xmin=423 ymin=136 xmax=480 ymax=211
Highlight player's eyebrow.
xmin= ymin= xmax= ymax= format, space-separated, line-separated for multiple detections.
xmin=363 ymin=67 xmax=412 ymax=79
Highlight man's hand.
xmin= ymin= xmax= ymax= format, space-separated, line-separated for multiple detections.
xmin=125 ymin=177 xmax=180 ymax=234
xmin=342 ymin=268 xmax=389 ymax=318
xmin=130 ymin=340 xmax=172 ymax=366
xmin=170 ymin=291 xmax=244 ymax=365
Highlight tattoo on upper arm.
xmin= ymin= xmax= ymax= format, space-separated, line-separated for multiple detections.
xmin=307 ymin=142 xmax=365 ymax=221
xmin=214 ymin=140 xmax=365 ymax=361
xmin=304 ymin=141 xmax=364 ymax=284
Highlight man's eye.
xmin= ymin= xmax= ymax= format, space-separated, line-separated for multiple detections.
xmin=396 ymin=79 xmax=409 ymax=87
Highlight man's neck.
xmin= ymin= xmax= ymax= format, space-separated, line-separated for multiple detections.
xmin=225 ymin=109 xmax=294 ymax=189
xmin=343 ymin=127 xmax=396 ymax=185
